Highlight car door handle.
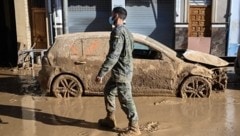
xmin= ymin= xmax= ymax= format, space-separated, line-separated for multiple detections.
xmin=74 ymin=61 xmax=86 ymax=65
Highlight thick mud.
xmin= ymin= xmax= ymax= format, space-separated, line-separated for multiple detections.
xmin=0 ymin=67 xmax=240 ymax=136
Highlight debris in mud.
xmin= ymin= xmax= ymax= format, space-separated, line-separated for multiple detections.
xmin=9 ymin=98 xmax=17 ymax=103
xmin=153 ymin=99 xmax=184 ymax=105
xmin=0 ymin=68 xmax=43 ymax=97
xmin=140 ymin=121 xmax=161 ymax=133
xmin=19 ymin=76 xmax=42 ymax=96
xmin=0 ymin=118 xmax=8 ymax=124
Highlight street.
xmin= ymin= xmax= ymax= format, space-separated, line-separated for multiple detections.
xmin=0 ymin=67 xmax=240 ymax=136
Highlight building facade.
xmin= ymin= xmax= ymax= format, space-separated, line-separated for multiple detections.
xmin=175 ymin=0 xmax=230 ymax=56
xmin=0 ymin=0 xmax=238 ymax=67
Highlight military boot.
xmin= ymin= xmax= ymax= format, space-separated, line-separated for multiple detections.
xmin=118 ymin=122 xmax=141 ymax=136
xmin=98 ymin=112 xmax=117 ymax=129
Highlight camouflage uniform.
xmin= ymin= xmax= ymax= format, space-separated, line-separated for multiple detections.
xmin=97 ymin=25 xmax=139 ymax=126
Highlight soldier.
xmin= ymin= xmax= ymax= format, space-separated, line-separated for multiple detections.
xmin=95 ymin=6 xmax=141 ymax=136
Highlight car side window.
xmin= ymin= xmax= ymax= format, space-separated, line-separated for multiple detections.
xmin=133 ymin=42 xmax=162 ymax=60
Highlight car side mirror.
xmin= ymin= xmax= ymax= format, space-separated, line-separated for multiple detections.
xmin=149 ymin=50 xmax=163 ymax=60
xmin=156 ymin=52 xmax=163 ymax=60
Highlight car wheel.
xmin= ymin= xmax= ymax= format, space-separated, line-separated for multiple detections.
xmin=180 ymin=76 xmax=212 ymax=98
xmin=212 ymin=68 xmax=228 ymax=91
xmin=52 ymin=74 xmax=83 ymax=98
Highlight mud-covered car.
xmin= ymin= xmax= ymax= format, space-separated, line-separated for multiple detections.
xmin=37 ymin=32 xmax=228 ymax=98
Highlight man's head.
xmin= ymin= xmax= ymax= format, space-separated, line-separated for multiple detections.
xmin=112 ymin=6 xmax=127 ymax=20
xmin=109 ymin=6 xmax=127 ymax=26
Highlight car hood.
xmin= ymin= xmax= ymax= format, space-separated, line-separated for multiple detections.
xmin=183 ymin=49 xmax=229 ymax=67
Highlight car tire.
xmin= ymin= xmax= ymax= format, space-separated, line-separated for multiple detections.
xmin=52 ymin=74 xmax=83 ymax=98
xmin=234 ymin=58 xmax=240 ymax=76
xmin=212 ymin=68 xmax=228 ymax=91
xmin=180 ymin=76 xmax=212 ymax=98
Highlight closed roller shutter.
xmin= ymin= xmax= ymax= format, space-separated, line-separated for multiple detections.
xmin=68 ymin=0 xmax=111 ymax=33
xmin=189 ymin=0 xmax=211 ymax=5
xmin=126 ymin=0 xmax=174 ymax=48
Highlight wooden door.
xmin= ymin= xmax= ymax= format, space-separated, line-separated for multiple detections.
xmin=31 ymin=8 xmax=47 ymax=49
xmin=189 ymin=6 xmax=211 ymax=37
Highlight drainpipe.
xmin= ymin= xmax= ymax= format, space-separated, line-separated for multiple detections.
xmin=46 ymin=0 xmax=54 ymax=45
xmin=226 ymin=0 xmax=232 ymax=56
xmin=62 ymin=0 xmax=68 ymax=34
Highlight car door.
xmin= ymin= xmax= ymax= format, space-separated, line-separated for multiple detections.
xmin=80 ymin=37 xmax=110 ymax=94
xmin=132 ymin=42 xmax=176 ymax=96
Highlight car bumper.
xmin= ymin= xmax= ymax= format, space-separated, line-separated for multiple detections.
xmin=37 ymin=65 xmax=57 ymax=93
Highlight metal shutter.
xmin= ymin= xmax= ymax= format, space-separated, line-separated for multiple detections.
xmin=189 ymin=0 xmax=211 ymax=5
xmin=68 ymin=0 xmax=111 ymax=33
xmin=125 ymin=0 xmax=175 ymax=48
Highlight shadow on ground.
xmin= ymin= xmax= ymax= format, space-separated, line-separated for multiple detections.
xmin=0 ymin=70 xmax=42 ymax=96
xmin=0 ymin=103 xmax=121 ymax=133
xmin=227 ymin=73 xmax=240 ymax=90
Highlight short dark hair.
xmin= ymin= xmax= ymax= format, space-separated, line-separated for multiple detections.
xmin=112 ymin=7 xmax=127 ymax=20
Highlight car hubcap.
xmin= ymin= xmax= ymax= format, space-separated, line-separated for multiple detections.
xmin=52 ymin=75 xmax=82 ymax=98
xmin=181 ymin=76 xmax=211 ymax=98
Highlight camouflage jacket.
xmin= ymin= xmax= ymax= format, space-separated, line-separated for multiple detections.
xmin=97 ymin=25 xmax=134 ymax=82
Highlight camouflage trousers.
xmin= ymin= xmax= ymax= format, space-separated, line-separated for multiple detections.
xmin=104 ymin=78 xmax=139 ymax=126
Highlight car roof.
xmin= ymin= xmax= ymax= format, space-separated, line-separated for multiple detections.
xmin=55 ymin=31 xmax=111 ymax=40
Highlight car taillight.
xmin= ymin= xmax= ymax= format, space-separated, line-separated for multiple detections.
xmin=41 ymin=56 xmax=50 ymax=66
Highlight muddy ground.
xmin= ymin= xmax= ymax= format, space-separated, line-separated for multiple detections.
xmin=0 ymin=67 xmax=240 ymax=136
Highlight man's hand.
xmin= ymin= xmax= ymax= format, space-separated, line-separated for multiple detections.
xmin=95 ymin=76 xmax=103 ymax=84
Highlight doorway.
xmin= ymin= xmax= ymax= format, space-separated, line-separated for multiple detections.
xmin=29 ymin=0 xmax=47 ymax=49
xmin=0 ymin=0 xmax=17 ymax=67
xmin=188 ymin=5 xmax=212 ymax=53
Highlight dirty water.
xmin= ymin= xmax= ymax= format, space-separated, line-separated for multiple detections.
xmin=0 ymin=68 xmax=240 ymax=136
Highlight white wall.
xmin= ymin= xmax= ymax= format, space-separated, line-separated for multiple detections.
xmin=14 ymin=0 xmax=32 ymax=49
xmin=228 ymin=0 xmax=240 ymax=56
xmin=213 ymin=0 xmax=228 ymax=23
xmin=112 ymin=0 xmax=125 ymax=8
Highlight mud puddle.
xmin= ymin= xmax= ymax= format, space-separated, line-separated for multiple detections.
xmin=1 ymin=68 xmax=240 ymax=136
